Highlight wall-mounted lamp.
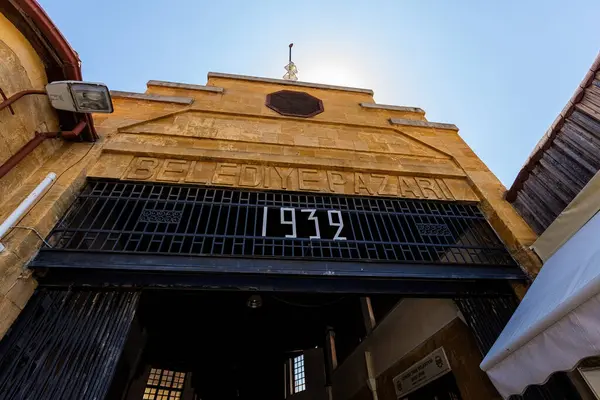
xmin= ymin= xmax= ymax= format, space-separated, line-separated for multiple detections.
xmin=0 ymin=81 xmax=113 ymax=114
xmin=0 ymin=81 xmax=113 ymax=180
xmin=46 ymin=81 xmax=113 ymax=114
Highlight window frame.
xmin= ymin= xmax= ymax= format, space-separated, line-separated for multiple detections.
xmin=292 ymin=354 xmax=306 ymax=394
xmin=143 ymin=368 xmax=186 ymax=400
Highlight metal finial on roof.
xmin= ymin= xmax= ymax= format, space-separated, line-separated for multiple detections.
xmin=283 ymin=43 xmax=298 ymax=81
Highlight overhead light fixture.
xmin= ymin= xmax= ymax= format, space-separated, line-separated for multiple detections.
xmin=46 ymin=81 xmax=113 ymax=113
xmin=247 ymin=294 xmax=263 ymax=309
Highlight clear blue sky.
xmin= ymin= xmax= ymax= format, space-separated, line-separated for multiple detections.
xmin=39 ymin=0 xmax=599 ymax=186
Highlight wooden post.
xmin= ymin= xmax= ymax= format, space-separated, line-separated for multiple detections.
xmin=360 ymin=297 xmax=376 ymax=335
xmin=324 ymin=327 xmax=337 ymax=400
xmin=325 ymin=327 xmax=338 ymax=370
xmin=284 ymin=362 xmax=289 ymax=398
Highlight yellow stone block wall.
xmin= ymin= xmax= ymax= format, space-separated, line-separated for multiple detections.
xmin=92 ymin=75 xmax=541 ymax=279
xmin=0 ymin=13 xmax=62 ymax=198
xmin=0 ymin=68 xmax=541 ymax=337
xmin=0 ymin=14 xmax=100 ymax=337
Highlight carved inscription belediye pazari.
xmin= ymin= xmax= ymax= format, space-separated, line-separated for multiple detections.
xmin=123 ymin=157 xmax=478 ymax=201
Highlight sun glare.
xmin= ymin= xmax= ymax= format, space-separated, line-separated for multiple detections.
xmin=301 ymin=62 xmax=366 ymax=88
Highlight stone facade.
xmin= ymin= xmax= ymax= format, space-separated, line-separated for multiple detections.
xmin=0 ymin=14 xmax=60 ymax=189
xmin=1 ymin=58 xmax=539 ymax=337
xmin=92 ymin=74 xmax=541 ymax=280
xmin=0 ymin=13 xmax=96 ymax=337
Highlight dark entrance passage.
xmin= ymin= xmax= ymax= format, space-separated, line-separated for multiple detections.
xmin=115 ymin=290 xmax=402 ymax=400
xmin=0 ymin=287 xmax=580 ymax=400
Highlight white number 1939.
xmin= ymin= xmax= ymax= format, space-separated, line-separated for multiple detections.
xmin=261 ymin=207 xmax=346 ymax=240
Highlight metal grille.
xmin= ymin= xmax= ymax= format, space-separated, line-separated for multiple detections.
xmin=0 ymin=289 xmax=139 ymax=400
xmin=454 ymin=297 xmax=518 ymax=356
xmin=45 ymin=180 xmax=515 ymax=267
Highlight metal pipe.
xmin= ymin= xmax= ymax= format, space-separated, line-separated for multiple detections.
xmin=16 ymin=0 xmax=83 ymax=80
xmin=0 ymin=172 xmax=57 ymax=252
xmin=0 ymin=133 xmax=47 ymax=179
xmin=60 ymin=120 xmax=87 ymax=140
xmin=0 ymin=90 xmax=46 ymax=112
xmin=0 ymin=121 xmax=86 ymax=179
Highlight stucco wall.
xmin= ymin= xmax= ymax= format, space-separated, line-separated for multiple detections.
xmin=347 ymin=317 xmax=501 ymax=400
xmin=332 ymin=298 xmax=462 ymax=400
xmin=332 ymin=298 xmax=501 ymax=400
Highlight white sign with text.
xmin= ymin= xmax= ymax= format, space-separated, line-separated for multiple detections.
xmin=393 ymin=347 xmax=451 ymax=398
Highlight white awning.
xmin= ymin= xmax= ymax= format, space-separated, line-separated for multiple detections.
xmin=480 ymin=210 xmax=600 ymax=398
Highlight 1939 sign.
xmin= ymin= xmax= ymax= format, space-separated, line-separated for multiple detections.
xmin=261 ymin=207 xmax=346 ymax=241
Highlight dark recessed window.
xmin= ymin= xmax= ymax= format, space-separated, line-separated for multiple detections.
xmin=266 ymin=90 xmax=324 ymax=118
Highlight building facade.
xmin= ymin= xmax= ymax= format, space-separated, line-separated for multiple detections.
xmin=0 ymin=2 xmax=587 ymax=400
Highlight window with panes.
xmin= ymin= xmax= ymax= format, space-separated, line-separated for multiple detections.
xmin=143 ymin=368 xmax=186 ymax=400
xmin=293 ymin=354 xmax=306 ymax=393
